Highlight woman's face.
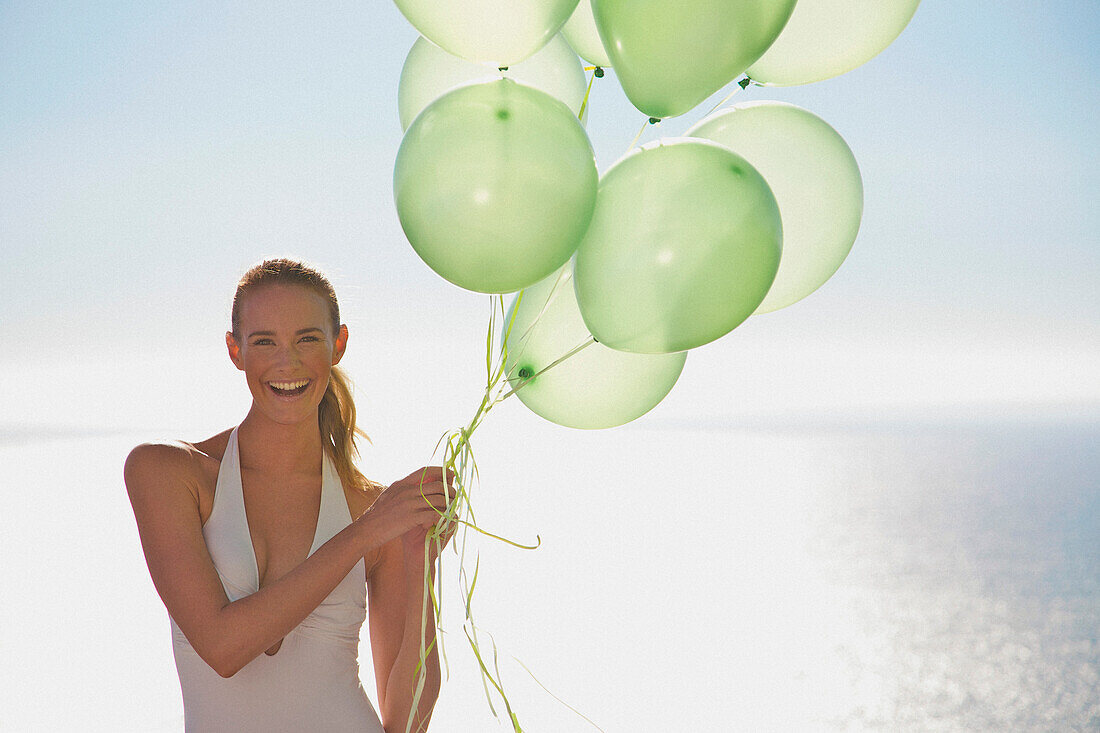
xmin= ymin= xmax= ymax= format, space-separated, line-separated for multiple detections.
xmin=226 ymin=284 xmax=347 ymax=426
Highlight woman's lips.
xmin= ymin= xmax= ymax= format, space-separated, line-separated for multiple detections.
xmin=267 ymin=378 xmax=311 ymax=398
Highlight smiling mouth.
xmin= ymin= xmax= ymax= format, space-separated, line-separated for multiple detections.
xmin=268 ymin=378 xmax=311 ymax=397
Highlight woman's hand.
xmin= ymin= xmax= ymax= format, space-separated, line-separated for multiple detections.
xmin=359 ymin=466 xmax=456 ymax=554
xmin=400 ymin=518 xmax=457 ymax=567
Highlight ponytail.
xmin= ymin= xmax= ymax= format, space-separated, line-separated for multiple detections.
xmin=319 ymin=365 xmax=379 ymax=494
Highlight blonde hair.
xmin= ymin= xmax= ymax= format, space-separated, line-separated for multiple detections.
xmin=231 ymin=258 xmax=378 ymax=494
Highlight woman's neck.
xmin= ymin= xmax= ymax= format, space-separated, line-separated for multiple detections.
xmin=236 ymin=407 xmax=324 ymax=474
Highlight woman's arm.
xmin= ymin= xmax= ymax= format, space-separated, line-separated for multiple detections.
xmin=369 ymin=530 xmax=443 ymax=733
xmin=125 ymin=444 xmax=451 ymax=679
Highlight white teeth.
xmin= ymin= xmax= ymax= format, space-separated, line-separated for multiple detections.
xmin=270 ymin=379 xmax=309 ymax=390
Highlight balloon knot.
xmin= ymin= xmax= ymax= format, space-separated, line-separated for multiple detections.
xmin=518 ymin=367 xmax=533 ymax=380
xmin=648 ymin=117 xmax=661 ymax=125
xmin=594 ymin=67 xmax=604 ymax=78
xmin=738 ymin=77 xmax=752 ymax=89
xmin=498 ymin=66 xmax=508 ymax=72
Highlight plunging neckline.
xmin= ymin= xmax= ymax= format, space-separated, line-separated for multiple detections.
xmin=232 ymin=427 xmax=328 ymax=591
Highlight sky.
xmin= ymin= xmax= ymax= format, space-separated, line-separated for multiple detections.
xmin=1 ymin=0 xmax=1098 ymax=438
xmin=1 ymin=1 xmax=1099 ymax=730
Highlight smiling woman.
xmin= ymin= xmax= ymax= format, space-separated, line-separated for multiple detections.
xmin=124 ymin=258 xmax=457 ymax=733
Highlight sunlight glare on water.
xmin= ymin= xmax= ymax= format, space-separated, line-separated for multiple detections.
xmin=1 ymin=407 xmax=1097 ymax=731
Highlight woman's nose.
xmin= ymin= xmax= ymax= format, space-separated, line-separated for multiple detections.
xmin=275 ymin=344 xmax=303 ymax=367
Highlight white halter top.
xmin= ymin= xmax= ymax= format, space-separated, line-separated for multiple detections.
xmin=170 ymin=426 xmax=383 ymax=732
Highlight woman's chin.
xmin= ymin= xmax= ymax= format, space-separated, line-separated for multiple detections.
xmin=249 ymin=386 xmax=323 ymax=423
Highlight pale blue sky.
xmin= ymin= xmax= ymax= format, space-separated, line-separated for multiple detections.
xmin=1 ymin=0 xmax=1098 ymax=425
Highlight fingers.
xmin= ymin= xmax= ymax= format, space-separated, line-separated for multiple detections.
xmin=400 ymin=466 xmax=457 ymax=488
xmin=381 ymin=466 xmax=460 ymax=540
xmin=398 ymin=474 xmax=457 ymax=513
xmin=394 ymin=467 xmax=458 ymax=506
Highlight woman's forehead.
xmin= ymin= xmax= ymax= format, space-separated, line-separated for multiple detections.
xmin=238 ymin=284 xmax=332 ymax=328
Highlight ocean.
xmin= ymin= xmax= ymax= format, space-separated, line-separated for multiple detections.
xmin=1 ymin=416 xmax=1096 ymax=731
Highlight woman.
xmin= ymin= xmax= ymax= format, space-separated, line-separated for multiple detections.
xmin=125 ymin=259 xmax=454 ymax=732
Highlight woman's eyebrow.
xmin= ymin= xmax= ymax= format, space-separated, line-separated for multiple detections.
xmin=246 ymin=327 xmax=326 ymax=338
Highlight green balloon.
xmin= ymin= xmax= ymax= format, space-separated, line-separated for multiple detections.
xmin=574 ymin=139 xmax=782 ymax=353
xmin=687 ymin=102 xmax=863 ymax=313
xmin=393 ymin=0 xmax=580 ymax=66
xmin=561 ymin=0 xmax=612 ymax=68
xmin=590 ymin=0 xmax=797 ymax=118
xmin=747 ymin=0 xmax=921 ymax=86
xmin=398 ymin=34 xmax=587 ymax=131
xmin=394 ymin=79 xmax=598 ymax=294
xmin=504 ymin=264 xmax=687 ymax=429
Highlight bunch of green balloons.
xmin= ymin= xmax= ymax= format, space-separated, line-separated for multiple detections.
xmin=392 ymin=0 xmax=920 ymax=429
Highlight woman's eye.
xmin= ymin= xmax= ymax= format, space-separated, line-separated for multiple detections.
xmin=300 ymin=336 xmax=320 ymax=343
xmin=252 ymin=338 xmax=274 ymax=346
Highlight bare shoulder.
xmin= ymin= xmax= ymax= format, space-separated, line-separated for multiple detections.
xmin=124 ymin=430 xmax=231 ymax=508
xmin=342 ymin=475 xmax=384 ymax=523
xmin=124 ymin=440 xmax=199 ymax=490
xmin=345 ymin=477 xmax=386 ymax=577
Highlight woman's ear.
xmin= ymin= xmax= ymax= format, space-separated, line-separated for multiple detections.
xmin=332 ymin=324 xmax=349 ymax=365
xmin=226 ymin=331 xmax=245 ymax=371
